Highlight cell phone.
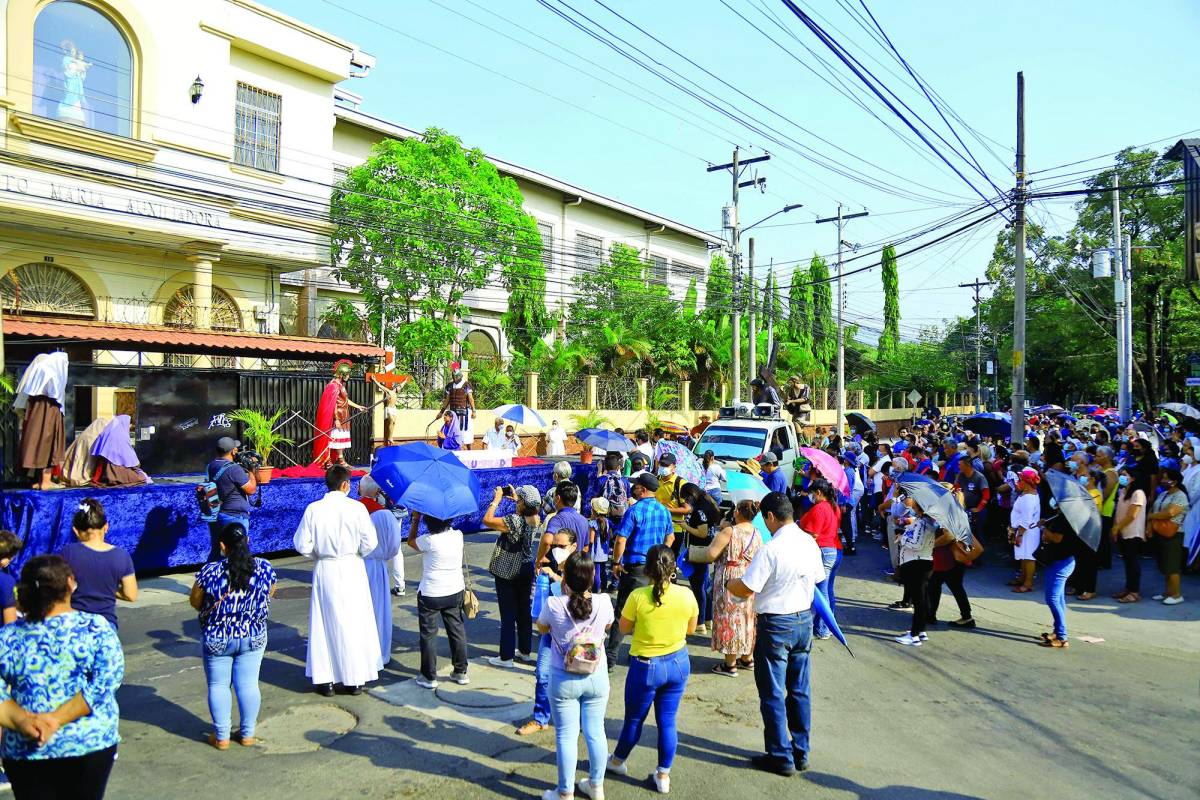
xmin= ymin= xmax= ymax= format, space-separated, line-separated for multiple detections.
xmin=501 ymin=486 xmax=515 ymax=499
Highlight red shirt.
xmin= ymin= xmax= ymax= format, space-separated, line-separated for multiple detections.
xmin=932 ymin=543 xmax=956 ymax=572
xmin=801 ymin=501 xmax=843 ymax=550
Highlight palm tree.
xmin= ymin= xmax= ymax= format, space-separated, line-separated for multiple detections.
xmin=598 ymin=322 xmax=651 ymax=373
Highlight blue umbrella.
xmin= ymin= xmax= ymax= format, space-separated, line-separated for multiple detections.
xmin=371 ymin=443 xmax=478 ymax=519
xmin=962 ymin=412 xmax=1012 ymax=438
xmin=575 ymin=427 xmax=632 ymax=452
xmin=812 ymin=587 xmax=851 ymax=656
xmin=493 ymin=403 xmax=546 ymax=428
xmin=1056 ymin=413 xmax=1078 ymax=424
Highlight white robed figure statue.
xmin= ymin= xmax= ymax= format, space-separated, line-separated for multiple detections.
xmin=357 ymin=475 xmax=405 ymax=669
xmin=293 ymin=465 xmax=381 ymax=694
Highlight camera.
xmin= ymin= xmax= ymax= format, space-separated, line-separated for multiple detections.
xmin=235 ymin=446 xmax=263 ymax=474
xmin=501 ymin=486 xmax=515 ymax=499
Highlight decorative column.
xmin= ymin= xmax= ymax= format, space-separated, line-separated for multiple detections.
xmin=637 ymin=378 xmax=648 ymax=411
xmin=189 ymin=255 xmax=215 ymax=331
xmin=679 ymin=379 xmax=691 ymax=413
xmin=586 ymin=375 xmax=599 ymax=410
xmin=525 ymin=372 xmax=539 ymax=411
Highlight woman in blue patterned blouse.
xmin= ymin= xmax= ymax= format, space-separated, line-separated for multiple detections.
xmin=189 ymin=523 xmax=277 ymax=750
xmin=0 ymin=554 xmax=124 ymax=799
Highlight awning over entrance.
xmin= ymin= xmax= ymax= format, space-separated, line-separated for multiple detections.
xmin=2 ymin=315 xmax=384 ymax=360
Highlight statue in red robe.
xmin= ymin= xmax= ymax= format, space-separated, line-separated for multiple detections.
xmin=313 ymin=360 xmax=362 ymax=466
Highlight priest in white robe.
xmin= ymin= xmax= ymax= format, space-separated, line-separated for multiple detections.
xmin=357 ymin=475 xmax=405 ymax=669
xmin=293 ymin=465 xmax=381 ymax=694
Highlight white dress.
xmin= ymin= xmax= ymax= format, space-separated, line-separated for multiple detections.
xmin=547 ymin=425 xmax=568 ymax=456
xmin=293 ymin=492 xmax=382 ymax=686
xmin=364 ymin=508 xmax=404 ymax=668
xmin=1011 ymin=492 xmax=1042 ymax=561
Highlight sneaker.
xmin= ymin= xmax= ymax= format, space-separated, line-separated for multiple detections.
xmin=917 ymin=632 xmax=929 ymax=642
xmin=541 ymin=791 xmax=570 ymax=800
xmin=949 ymin=618 xmax=977 ymax=629
xmin=815 ymin=632 xmax=833 ymax=640
xmin=1152 ymin=594 xmax=1165 ymax=601
xmin=487 ymin=656 xmax=514 ymax=668
xmin=514 ymin=652 xmax=537 ymax=665
xmin=894 ymin=633 xmax=922 ymax=646
xmin=1162 ymin=596 xmax=1185 ymax=606
xmin=652 ymin=771 xmax=670 ymax=794
xmin=694 ymin=624 xmax=708 ymax=635
xmin=450 ymin=672 xmax=470 ymax=685
xmin=750 ymin=754 xmax=796 ymax=776
xmin=414 ymin=676 xmax=439 ymax=690
xmin=606 ymin=755 xmax=628 ymax=776
xmin=577 ymin=779 xmax=605 ymax=800
xmin=390 ymin=587 xmax=404 ymax=597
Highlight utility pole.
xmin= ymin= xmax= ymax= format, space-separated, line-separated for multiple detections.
xmin=1122 ymin=235 xmax=1133 ymax=419
xmin=959 ymin=278 xmax=992 ymax=413
xmin=765 ymin=258 xmax=775 ymax=362
xmin=1010 ymin=71 xmax=1027 ymax=445
xmin=816 ymin=203 xmax=868 ymax=437
xmin=748 ymin=237 xmax=757 ymax=382
xmin=708 ymin=147 xmax=768 ymax=404
xmin=1112 ymin=175 xmax=1128 ymax=423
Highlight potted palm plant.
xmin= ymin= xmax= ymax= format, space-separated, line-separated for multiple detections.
xmin=570 ymin=410 xmax=612 ymax=464
xmin=227 ymin=409 xmax=293 ymax=484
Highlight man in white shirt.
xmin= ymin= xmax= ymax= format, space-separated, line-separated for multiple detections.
xmin=482 ymin=417 xmax=507 ymax=450
xmin=727 ymin=492 xmax=826 ymax=777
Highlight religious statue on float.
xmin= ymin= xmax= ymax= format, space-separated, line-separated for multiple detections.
xmin=314 ymin=359 xmax=365 ymax=467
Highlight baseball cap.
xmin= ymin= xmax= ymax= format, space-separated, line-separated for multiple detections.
xmin=761 ymin=452 xmax=779 ymax=464
xmin=1019 ymin=468 xmax=1041 ymax=486
xmin=658 ymin=452 xmax=677 ymax=466
xmin=217 ymin=436 xmax=240 ymax=453
xmin=515 ymin=485 xmax=541 ymax=508
xmin=633 ymin=472 xmax=660 ymax=492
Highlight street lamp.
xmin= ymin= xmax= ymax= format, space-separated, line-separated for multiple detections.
xmin=743 ymin=202 xmax=804 ymax=233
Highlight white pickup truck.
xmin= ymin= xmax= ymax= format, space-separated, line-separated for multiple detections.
xmin=691 ymin=412 xmax=799 ymax=505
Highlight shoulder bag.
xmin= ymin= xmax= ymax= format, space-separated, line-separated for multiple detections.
xmin=1150 ymin=518 xmax=1180 ymax=538
xmin=488 ymin=516 xmax=531 ymax=580
xmin=461 ymin=565 xmax=480 ymax=619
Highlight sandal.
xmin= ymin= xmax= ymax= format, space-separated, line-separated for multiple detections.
xmin=1077 ymin=592 xmax=1095 ymax=601
xmin=1118 ymin=593 xmax=1140 ymax=603
xmin=1006 ymin=578 xmax=1023 ymax=587
xmin=206 ymin=733 xmax=230 ymax=751
xmin=515 ymin=720 xmax=547 ymax=736
xmin=737 ymin=658 xmax=755 ymax=669
xmin=1011 ymin=586 xmax=1033 ymax=593
xmin=1039 ymin=638 xmax=1069 ymax=648
xmin=1040 ymin=632 xmax=1058 ymax=641
xmin=711 ymin=663 xmax=738 ymax=677
xmin=1111 ymin=590 xmax=1130 ymax=600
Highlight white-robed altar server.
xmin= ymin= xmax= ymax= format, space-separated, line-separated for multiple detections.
xmin=293 ymin=464 xmax=381 ymax=695
xmin=357 ymin=474 xmax=405 ymax=668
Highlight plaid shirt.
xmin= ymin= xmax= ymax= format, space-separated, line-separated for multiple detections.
xmin=614 ymin=496 xmax=673 ymax=566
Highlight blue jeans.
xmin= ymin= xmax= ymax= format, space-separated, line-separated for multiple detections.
xmin=814 ymin=548 xmax=842 ymax=638
xmin=533 ymin=634 xmax=552 ymax=725
xmin=208 ymin=513 xmax=250 ymax=562
xmin=753 ymin=610 xmax=813 ymax=767
xmin=707 ymin=488 xmax=723 ymax=507
xmin=549 ymin=666 xmax=610 ymax=793
xmin=1044 ymin=556 xmax=1076 ymax=641
xmin=614 ymin=647 xmax=690 ymax=771
xmin=203 ymin=635 xmax=266 ymax=740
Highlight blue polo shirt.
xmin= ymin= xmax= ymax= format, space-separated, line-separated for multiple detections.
xmin=762 ymin=467 xmax=788 ymax=495
xmin=545 ymin=505 xmax=589 ymax=545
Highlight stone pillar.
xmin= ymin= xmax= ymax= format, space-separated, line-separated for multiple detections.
xmin=525 ymin=371 xmax=539 ymax=411
xmin=720 ymin=382 xmax=729 ymax=407
xmin=189 ymin=256 xmax=214 ymax=330
xmin=873 ymin=390 xmax=880 ymax=410
xmin=298 ymin=269 xmax=320 ymax=336
xmin=586 ymin=374 xmax=599 ymax=410
xmin=637 ymin=378 xmax=649 ymax=411
xmin=679 ymin=380 xmax=691 ymax=413
xmin=854 ymin=390 xmax=865 ymax=410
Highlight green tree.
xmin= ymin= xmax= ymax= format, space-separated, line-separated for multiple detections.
xmin=703 ymin=253 xmax=732 ymax=323
xmin=682 ymin=277 xmax=698 ymax=317
xmin=810 ymin=254 xmax=835 ymax=370
xmin=764 ymin=267 xmax=783 ymax=326
xmin=330 ymin=128 xmax=543 ymax=388
xmin=788 ymin=266 xmax=814 ymax=358
xmin=879 ymin=244 xmax=901 ymax=363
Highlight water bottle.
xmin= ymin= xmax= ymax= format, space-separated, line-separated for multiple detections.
xmin=531 ymin=572 xmax=550 ymax=619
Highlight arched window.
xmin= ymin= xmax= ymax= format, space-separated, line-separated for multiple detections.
xmin=0 ymin=263 xmax=96 ymax=318
xmin=164 ymin=286 xmax=242 ymax=331
xmin=33 ymin=1 xmax=133 ymax=137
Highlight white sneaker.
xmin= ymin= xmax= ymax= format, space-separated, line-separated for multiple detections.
xmin=541 ymin=791 xmax=571 ymax=800
xmin=894 ymin=633 xmax=922 ymax=646
xmin=450 ymin=672 xmax=470 ymax=685
xmin=1152 ymin=594 xmax=1165 ymax=601
xmin=1162 ymin=596 xmax=1185 ymax=606
xmin=414 ymin=676 xmax=439 ymax=690
xmin=606 ymin=755 xmax=628 ymax=776
xmin=487 ymin=656 xmax=514 ymax=668
xmin=577 ymin=779 xmax=604 ymax=800
xmin=514 ymin=652 xmax=537 ymax=665
xmin=918 ymin=632 xmax=929 ymax=642
xmin=694 ymin=624 xmax=708 ymax=635
xmin=653 ymin=770 xmax=670 ymax=794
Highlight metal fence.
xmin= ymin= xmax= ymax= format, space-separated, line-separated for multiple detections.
xmin=598 ymin=371 xmax=639 ymax=410
xmin=540 ymin=374 xmax=587 ymax=410
xmin=238 ymin=372 xmax=374 ymax=468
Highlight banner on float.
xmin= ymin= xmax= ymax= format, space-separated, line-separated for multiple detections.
xmin=452 ymin=449 xmax=513 ymax=470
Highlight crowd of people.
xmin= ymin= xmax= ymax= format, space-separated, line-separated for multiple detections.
xmin=0 ymin=407 xmax=1195 ymax=799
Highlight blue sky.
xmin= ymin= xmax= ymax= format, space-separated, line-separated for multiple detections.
xmin=274 ymin=0 xmax=1200 ymax=337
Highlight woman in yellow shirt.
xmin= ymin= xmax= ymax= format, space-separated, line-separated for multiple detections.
xmin=607 ymin=544 xmax=697 ymax=794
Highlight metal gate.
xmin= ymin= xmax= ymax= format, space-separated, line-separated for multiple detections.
xmin=238 ymin=373 xmax=373 ymax=468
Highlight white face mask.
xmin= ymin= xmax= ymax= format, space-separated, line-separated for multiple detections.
xmin=551 ymin=547 xmax=569 ymax=564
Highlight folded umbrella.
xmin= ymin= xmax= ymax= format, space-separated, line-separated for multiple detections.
xmin=895 ymin=473 xmax=972 ymax=544
xmin=657 ymin=421 xmax=690 ymax=435
xmin=575 ymin=427 xmax=632 ymax=452
xmin=845 ymin=411 xmax=876 ymax=435
xmin=799 ymin=447 xmax=849 ymax=495
xmin=493 ymin=403 xmax=546 ymax=428
xmin=812 ymin=586 xmax=852 ymax=656
xmin=1042 ymin=469 xmax=1101 ymax=551
xmin=961 ymin=412 xmax=1012 ymax=438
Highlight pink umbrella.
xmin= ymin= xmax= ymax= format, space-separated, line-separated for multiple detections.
xmin=799 ymin=447 xmax=849 ymax=495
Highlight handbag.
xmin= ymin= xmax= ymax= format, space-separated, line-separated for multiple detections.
xmin=488 ymin=516 xmax=531 ymax=580
xmin=461 ymin=566 xmax=480 ymax=619
xmin=953 ymin=535 xmax=985 ymax=564
xmin=1151 ymin=518 xmax=1180 ymax=538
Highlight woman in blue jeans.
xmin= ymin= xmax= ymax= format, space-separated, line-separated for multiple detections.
xmin=608 ymin=545 xmax=698 ymax=794
xmin=798 ymin=480 xmax=842 ymax=639
xmin=536 ymin=552 xmax=614 ymax=800
xmin=1037 ymin=507 xmax=1078 ymax=649
xmin=190 ymin=523 xmax=277 ymax=748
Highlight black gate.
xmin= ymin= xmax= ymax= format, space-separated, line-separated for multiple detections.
xmin=238 ymin=373 xmax=373 ymax=468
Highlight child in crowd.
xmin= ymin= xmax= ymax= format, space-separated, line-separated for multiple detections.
xmin=0 ymin=530 xmax=20 ymax=625
xmin=60 ymin=497 xmax=138 ymax=631
xmin=587 ymin=497 xmax=612 ymax=593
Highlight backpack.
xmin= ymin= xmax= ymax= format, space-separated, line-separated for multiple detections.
xmin=197 ymin=462 xmax=235 ymax=523
xmin=602 ymin=473 xmax=629 ymax=520
xmin=558 ymin=607 xmax=604 ymax=674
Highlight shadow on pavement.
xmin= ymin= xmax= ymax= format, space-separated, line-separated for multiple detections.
xmin=806 ymin=772 xmax=988 ymax=799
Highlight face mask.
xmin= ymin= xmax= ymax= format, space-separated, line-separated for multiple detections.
xmin=550 ymin=547 xmax=569 ymax=564
xmin=1184 ymin=455 xmax=1194 ymax=466
xmin=1049 ymin=497 xmax=1058 ymax=509
xmin=1118 ymin=475 xmax=1130 ymax=488
xmin=658 ymin=467 xmax=672 ymax=477
xmin=1079 ymin=476 xmax=1089 ymax=487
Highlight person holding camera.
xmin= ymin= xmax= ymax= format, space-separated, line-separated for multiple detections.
xmin=205 ymin=437 xmax=257 ymax=563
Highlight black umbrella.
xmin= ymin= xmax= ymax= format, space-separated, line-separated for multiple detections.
xmin=895 ymin=473 xmax=972 ymax=545
xmin=1157 ymin=402 xmax=1200 ymax=421
xmin=845 ymin=411 xmax=876 ymax=435
xmin=1042 ymin=469 xmax=1101 ymax=551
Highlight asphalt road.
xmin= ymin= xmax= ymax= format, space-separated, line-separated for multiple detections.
xmin=107 ymin=535 xmax=1199 ymax=800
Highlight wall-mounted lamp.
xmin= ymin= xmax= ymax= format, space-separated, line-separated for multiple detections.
xmin=189 ymin=75 xmax=204 ymax=104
